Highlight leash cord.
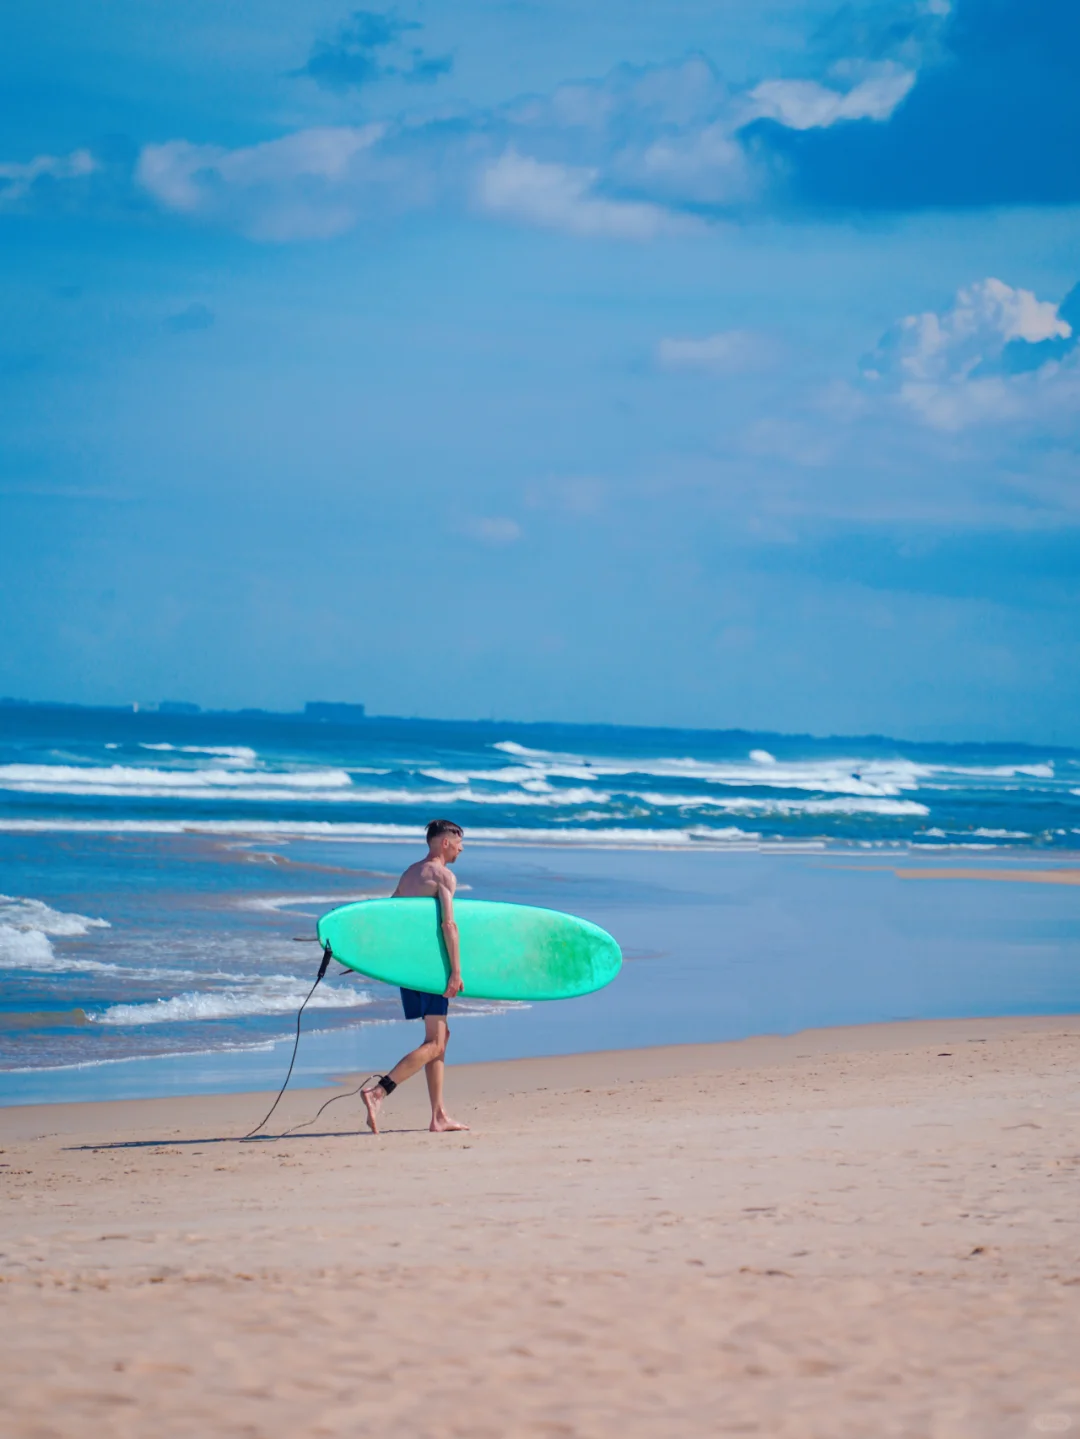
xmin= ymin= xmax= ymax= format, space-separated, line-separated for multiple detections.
xmin=280 ymin=1074 xmax=379 ymax=1137
xmin=241 ymin=943 xmax=333 ymax=1141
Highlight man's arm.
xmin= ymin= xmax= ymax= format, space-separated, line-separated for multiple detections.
xmin=436 ymin=878 xmax=463 ymax=998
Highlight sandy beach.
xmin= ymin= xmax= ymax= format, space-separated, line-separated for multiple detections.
xmin=2 ymin=1015 xmax=1078 ymax=1438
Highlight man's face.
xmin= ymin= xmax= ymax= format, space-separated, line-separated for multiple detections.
xmin=442 ymin=831 xmax=464 ymax=864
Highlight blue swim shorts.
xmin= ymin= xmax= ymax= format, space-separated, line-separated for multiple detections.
xmin=400 ymin=986 xmax=449 ymax=1020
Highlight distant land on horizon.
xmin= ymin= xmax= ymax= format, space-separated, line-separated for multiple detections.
xmin=0 ymin=696 xmax=366 ymax=722
xmin=0 ymin=695 xmax=1073 ymax=758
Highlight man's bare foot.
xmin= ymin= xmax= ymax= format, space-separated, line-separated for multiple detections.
xmin=361 ymin=1084 xmax=384 ymax=1134
xmin=430 ymin=1111 xmax=469 ymax=1133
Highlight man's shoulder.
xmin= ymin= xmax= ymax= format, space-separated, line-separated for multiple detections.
xmin=425 ymin=859 xmax=456 ymax=891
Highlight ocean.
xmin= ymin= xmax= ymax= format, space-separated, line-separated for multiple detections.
xmin=2 ymin=704 xmax=1078 ymax=1106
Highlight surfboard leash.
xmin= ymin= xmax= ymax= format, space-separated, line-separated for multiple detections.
xmin=279 ymin=1074 xmax=380 ymax=1137
xmin=241 ymin=942 xmax=334 ymax=1141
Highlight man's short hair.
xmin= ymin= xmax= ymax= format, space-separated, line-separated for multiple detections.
xmin=426 ymin=818 xmax=463 ymax=844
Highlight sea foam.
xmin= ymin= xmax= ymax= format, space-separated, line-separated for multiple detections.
xmin=0 ymin=762 xmax=350 ymax=791
xmin=92 ymin=978 xmax=374 ymax=1026
xmin=0 ymin=895 xmax=114 ymax=972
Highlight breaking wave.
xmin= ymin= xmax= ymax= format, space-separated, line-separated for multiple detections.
xmin=0 ymin=895 xmax=114 ymax=972
xmin=0 ymin=723 xmax=1074 ymax=855
xmin=92 ymin=977 xmax=374 ymax=1026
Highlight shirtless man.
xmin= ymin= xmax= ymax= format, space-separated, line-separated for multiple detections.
xmin=361 ymin=820 xmax=469 ymax=1135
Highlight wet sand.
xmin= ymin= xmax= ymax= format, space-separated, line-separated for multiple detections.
xmin=3 ymin=1014 xmax=1079 ymax=1437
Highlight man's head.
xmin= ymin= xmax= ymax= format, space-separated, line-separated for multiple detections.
xmin=426 ymin=819 xmax=464 ymax=863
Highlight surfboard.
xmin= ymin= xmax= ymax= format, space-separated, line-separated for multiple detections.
xmin=316 ymin=898 xmax=621 ymax=1002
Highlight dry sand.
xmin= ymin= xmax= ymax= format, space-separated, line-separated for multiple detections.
xmin=3 ymin=1015 xmax=1079 ymax=1438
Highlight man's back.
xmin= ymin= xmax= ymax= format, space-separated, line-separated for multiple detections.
xmin=393 ymin=856 xmax=457 ymax=899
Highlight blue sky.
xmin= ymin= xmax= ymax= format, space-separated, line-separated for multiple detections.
xmin=1 ymin=0 xmax=1078 ymax=741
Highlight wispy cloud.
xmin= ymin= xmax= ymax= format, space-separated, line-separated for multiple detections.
xmin=658 ymin=330 xmax=778 ymax=372
xmin=136 ymin=126 xmax=387 ymax=240
xmin=462 ymin=517 xmax=522 ymax=545
xmin=0 ymin=149 xmax=96 ymax=206
xmin=477 ymin=151 xmax=690 ymax=240
xmin=34 ymin=1 xmax=1063 ymax=243
xmin=298 ymin=9 xmax=452 ymax=90
xmin=124 ymin=10 xmax=970 ymax=247
xmin=747 ymin=67 xmax=915 ymax=130
xmin=130 ymin=45 xmax=908 ymax=244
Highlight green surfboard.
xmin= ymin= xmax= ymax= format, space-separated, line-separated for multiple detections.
xmin=316 ymin=898 xmax=621 ymax=1002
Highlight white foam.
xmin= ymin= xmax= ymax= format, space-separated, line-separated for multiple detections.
xmin=0 ymin=817 xmax=769 ymax=848
xmin=239 ymin=892 xmax=386 ymax=912
xmin=92 ymin=978 xmax=374 ymax=1026
xmin=0 ymin=766 xmax=602 ymax=806
xmin=0 ymin=763 xmax=350 ymax=794
xmin=0 ymin=924 xmax=64 ymax=968
xmin=920 ymin=826 xmax=1032 ymax=841
xmin=500 ymin=751 xmax=916 ymax=795
xmin=421 ymin=766 xmax=555 ymax=788
xmin=493 ymin=741 xmax=559 ymax=759
xmin=140 ymin=743 xmax=258 ymax=762
xmin=0 ymin=895 xmax=110 ymax=937
xmin=931 ymin=763 xmax=1054 ymax=780
xmin=421 ymin=761 xmax=932 ymax=806
xmin=636 ymin=793 xmax=929 ymax=817
xmin=489 ymin=739 xmax=1058 ymax=796
xmin=0 ymin=895 xmax=115 ymax=972
xmin=2 ymin=1037 xmax=279 ymax=1075
xmin=0 ymin=895 xmax=255 ymax=979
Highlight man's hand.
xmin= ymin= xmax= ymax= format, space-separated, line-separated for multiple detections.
xmin=444 ymin=972 xmax=464 ymax=999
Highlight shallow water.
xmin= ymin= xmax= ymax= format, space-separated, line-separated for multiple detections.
xmin=1 ymin=832 xmax=1077 ymax=1106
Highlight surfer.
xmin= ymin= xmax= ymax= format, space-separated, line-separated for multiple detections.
xmin=361 ymin=820 xmax=470 ymax=1135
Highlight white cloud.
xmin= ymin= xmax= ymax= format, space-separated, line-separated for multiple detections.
xmin=125 ymin=47 xmax=929 ymax=243
xmin=477 ymin=150 xmax=688 ymax=240
xmin=748 ymin=67 xmax=916 ymax=130
xmin=136 ymin=125 xmax=386 ymax=240
xmin=0 ymin=148 xmax=96 ymax=204
xmin=897 ymin=376 xmax=1023 ymax=430
xmin=629 ymin=122 xmax=756 ymax=206
xmin=505 ymin=57 xmax=726 ymax=141
xmin=658 ymin=330 xmax=777 ymax=372
xmin=884 ymin=278 xmax=1070 ymax=386
xmin=866 ymin=277 xmax=1077 ymax=430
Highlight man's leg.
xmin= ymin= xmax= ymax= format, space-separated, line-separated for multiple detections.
xmin=361 ymin=1015 xmax=445 ymax=1134
xmin=424 ymin=1019 xmax=469 ymax=1133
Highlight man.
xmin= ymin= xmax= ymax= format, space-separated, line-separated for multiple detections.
xmin=361 ymin=820 xmax=469 ymax=1135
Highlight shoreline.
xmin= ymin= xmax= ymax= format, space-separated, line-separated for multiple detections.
xmin=6 ymin=999 xmax=1080 ymax=1110
xmin=5 ymin=844 xmax=1079 ymax=1108
xmin=4 ymin=1010 xmax=1077 ymax=1122
xmin=4 ymin=1012 xmax=1078 ymax=1436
